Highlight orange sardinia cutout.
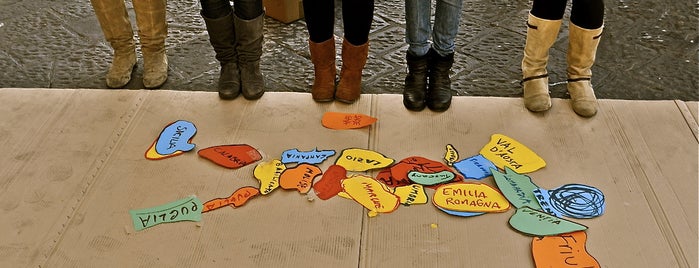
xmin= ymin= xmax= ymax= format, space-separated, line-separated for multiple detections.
xmin=198 ymin=144 xmax=262 ymax=169
xmin=313 ymin=165 xmax=347 ymax=200
xmin=202 ymin=186 xmax=260 ymax=213
xmin=321 ymin=112 xmax=378 ymax=129
xmin=279 ymin=163 xmax=323 ymax=193
xmin=532 ymin=231 xmax=600 ymax=268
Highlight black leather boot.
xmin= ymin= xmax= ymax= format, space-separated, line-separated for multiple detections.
xmin=202 ymin=11 xmax=240 ymax=100
xmin=403 ymin=51 xmax=429 ymax=111
xmin=427 ymin=48 xmax=454 ymax=112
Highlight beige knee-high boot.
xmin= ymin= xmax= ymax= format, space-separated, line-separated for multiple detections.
xmin=90 ymin=0 xmax=137 ymax=88
xmin=521 ymin=13 xmax=562 ymax=112
xmin=567 ymin=23 xmax=603 ymax=117
xmin=133 ymin=0 xmax=168 ymax=89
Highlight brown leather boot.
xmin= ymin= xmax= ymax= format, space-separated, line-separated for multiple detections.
xmin=567 ymin=23 xmax=603 ymax=118
xmin=90 ymin=0 xmax=137 ymax=88
xmin=308 ymin=38 xmax=336 ymax=102
xmin=133 ymin=0 xmax=168 ymax=89
xmin=234 ymin=12 xmax=265 ymax=100
xmin=335 ymin=39 xmax=369 ymax=104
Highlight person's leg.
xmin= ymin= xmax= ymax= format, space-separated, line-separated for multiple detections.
xmin=566 ymin=0 xmax=604 ymax=117
xmin=133 ymin=0 xmax=168 ymax=89
xmin=90 ymin=0 xmax=136 ymax=88
xmin=426 ymin=0 xmax=463 ymax=112
xmin=302 ymin=0 xmax=334 ymax=43
xmin=232 ymin=0 xmax=264 ymax=20
xmin=335 ymin=0 xmax=374 ymax=103
xmin=303 ymin=0 xmax=336 ymax=101
xmin=200 ymin=0 xmax=240 ymax=99
xmin=402 ymin=0 xmax=431 ymax=111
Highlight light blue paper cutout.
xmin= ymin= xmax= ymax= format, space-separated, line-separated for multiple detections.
xmin=437 ymin=206 xmax=485 ymax=217
xmin=155 ymin=120 xmax=197 ymax=155
xmin=453 ymin=154 xmax=497 ymax=180
xmin=533 ymin=184 xmax=605 ymax=219
xmin=281 ymin=148 xmax=336 ymax=164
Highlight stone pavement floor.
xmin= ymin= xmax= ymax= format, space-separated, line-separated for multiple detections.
xmin=0 ymin=0 xmax=697 ymax=101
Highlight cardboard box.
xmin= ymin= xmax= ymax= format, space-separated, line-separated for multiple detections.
xmin=263 ymin=0 xmax=304 ymax=23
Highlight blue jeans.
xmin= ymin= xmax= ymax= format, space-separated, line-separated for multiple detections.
xmin=405 ymin=0 xmax=463 ymax=57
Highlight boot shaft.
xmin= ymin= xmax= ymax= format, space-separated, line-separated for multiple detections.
xmin=521 ymin=13 xmax=562 ymax=78
xmin=90 ymin=0 xmax=135 ymax=51
xmin=133 ymin=0 xmax=167 ymax=53
xmin=567 ymin=23 xmax=603 ymax=79
xmin=234 ymin=12 xmax=264 ymax=63
xmin=202 ymin=11 xmax=237 ymax=64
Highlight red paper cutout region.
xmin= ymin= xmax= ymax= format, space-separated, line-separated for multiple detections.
xmin=321 ymin=112 xmax=378 ymax=129
xmin=202 ymin=186 xmax=260 ymax=213
xmin=378 ymin=156 xmax=463 ymax=189
xmin=279 ymin=163 xmax=322 ymax=193
xmin=313 ymin=165 xmax=347 ymax=200
xmin=198 ymin=144 xmax=262 ymax=169
xmin=532 ymin=231 xmax=600 ymax=268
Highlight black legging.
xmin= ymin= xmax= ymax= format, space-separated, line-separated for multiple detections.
xmin=302 ymin=0 xmax=374 ymax=45
xmin=200 ymin=0 xmax=263 ymax=20
xmin=531 ymin=0 xmax=604 ymax=29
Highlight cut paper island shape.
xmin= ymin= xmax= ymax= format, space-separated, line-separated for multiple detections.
xmin=432 ymin=182 xmax=511 ymax=213
xmin=453 ymin=154 xmax=497 ymax=180
xmin=335 ymin=148 xmax=394 ymax=172
xmin=437 ymin=207 xmax=485 ymax=217
xmin=408 ymin=170 xmax=456 ymax=186
xmin=393 ymin=184 xmax=428 ymax=206
xmin=382 ymin=156 xmax=464 ymax=188
xmin=375 ymin=169 xmax=411 ymax=188
xmin=479 ymin=134 xmax=546 ymax=173
xmin=491 ymin=166 xmax=542 ymax=210
xmin=342 ymin=175 xmax=400 ymax=217
xmin=532 ymin=231 xmax=600 ymax=268
xmin=443 ymin=144 xmax=459 ymax=166
xmin=313 ymin=164 xmax=347 ymax=200
xmin=321 ymin=112 xmax=378 ymax=129
xmin=129 ymin=196 xmax=202 ymax=231
xmin=281 ymin=148 xmax=336 ymax=165
xmin=198 ymin=144 xmax=262 ymax=169
xmin=145 ymin=120 xmax=197 ymax=160
xmin=202 ymin=186 xmax=260 ymax=213
xmin=533 ymin=184 xmax=605 ymax=219
xmin=254 ymin=159 xmax=285 ymax=195
xmin=279 ymin=163 xmax=322 ymax=194
xmin=509 ymin=207 xmax=587 ymax=236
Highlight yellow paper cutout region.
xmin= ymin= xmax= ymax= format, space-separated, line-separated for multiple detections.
xmin=145 ymin=140 xmax=183 ymax=160
xmin=342 ymin=175 xmax=400 ymax=216
xmin=479 ymin=134 xmax=546 ymax=173
xmin=337 ymin=191 xmax=352 ymax=199
xmin=335 ymin=148 xmax=394 ymax=172
xmin=433 ymin=182 xmax=511 ymax=213
xmin=253 ymin=159 xmax=286 ymax=195
xmin=393 ymin=184 xmax=428 ymax=206
xmin=444 ymin=144 xmax=459 ymax=166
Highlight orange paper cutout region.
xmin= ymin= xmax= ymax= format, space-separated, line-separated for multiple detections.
xmin=479 ymin=134 xmax=546 ymax=173
xmin=335 ymin=148 xmax=394 ymax=172
xmin=322 ymin=112 xmax=378 ymax=129
xmin=342 ymin=175 xmax=400 ymax=217
xmin=433 ymin=182 xmax=511 ymax=213
xmin=393 ymin=184 xmax=428 ymax=206
xmin=382 ymin=156 xmax=464 ymax=189
xmin=145 ymin=140 xmax=184 ymax=160
xmin=532 ymin=231 xmax=600 ymax=268
xmin=254 ymin=159 xmax=286 ymax=195
xmin=198 ymin=144 xmax=262 ymax=169
xmin=202 ymin=186 xmax=260 ymax=213
xmin=279 ymin=163 xmax=322 ymax=194
xmin=313 ymin=164 xmax=347 ymax=200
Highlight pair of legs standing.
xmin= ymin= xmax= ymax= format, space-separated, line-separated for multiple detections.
xmin=522 ymin=0 xmax=605 ymax=117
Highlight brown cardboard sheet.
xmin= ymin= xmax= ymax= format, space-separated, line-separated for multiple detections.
xmin=0 ymin=88 xmax=696 ymax=267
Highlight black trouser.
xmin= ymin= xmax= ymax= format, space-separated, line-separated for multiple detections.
xmin=200 ymin=0 xmax=263 ymax=19
xmin=302 ymin=0 xmax=374 ymax=45
xmin=531 ymin=0 xmax=604 ymax=29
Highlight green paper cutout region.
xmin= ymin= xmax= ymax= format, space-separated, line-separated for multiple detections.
xmin=491 ymin=167 xmax=542 ymax=210
xmin=407 ymin=170 xmax=455 ymax=186
xmin=509 ymin=207 xmax=587 ymax=236
xmin=130 ymin=196 xmax=203 ymax=231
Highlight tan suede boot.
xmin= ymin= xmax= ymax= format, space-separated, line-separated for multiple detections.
xmin=90 ymin=0 xmax=137 ymax=88
xmin=567 ymin=23 xmax=603 ymax=117
xmin=521 ymin=13 xmax=562 ymax=112
xmin=308 ymin=38 xmax=336 ymax=102
xmin=133 ymin=0 xmax=168 ymax=89
xmin=335 ymin=39 xmax=368 ymax=104
xmin=234 ymin=12 xmax=265 ymax=100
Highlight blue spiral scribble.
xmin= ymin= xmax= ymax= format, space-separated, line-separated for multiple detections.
xmin=548 ymin=184 xmax=605 ymax=219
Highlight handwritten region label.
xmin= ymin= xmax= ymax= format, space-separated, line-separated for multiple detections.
xmin=534 ymin=184 xmax=605 ymax=219
xmin=129 ymin=196 xmax=202 ymax=231
xmin=202 ymin=187 xmax=260 ymax=212
xmin=321 ymin=112 xmax=377 ymax=129
xmin=453 ymin=154 xmax=497 ymax=180
xmin=443 ymin=144 xmax=459 ymax=166
xmin=393 ymin=184 xmax=428 ymax=206
xmin=313 ymin=165 xmax=347 ymax=200
xmin=479 ymin=134 xmax=546 ymax=173
xmin=198 ymin=144 xmax=262 ymax=169
xmin=532 ymin=231 xmax=600 ymax=268
xmin=281 ymin=148 xmax=336 ymax=165
xmin=253 ymin=159 xmax=285 ymax=195
xmin=145 ymin=120 xmax=197 ymax=160
xmin=382 ymin=156 xmax=464 ymax=188
xmin=436 ymin=206 xmax=485 ymax=217
xmin=491 ymin=167 xmax=542 ymax=210
xmin=342 ymin=175 xmax=400 ymax=217
xmin=509 ymin=207 xmax=587 ymax=236
xmin=432 ymin=183 xmax=510 ymax=213
xmin=407 ymin=170 xmax=455 ymax=186
xmin=335 ymin=148 xmax=394 ymax=171
xmin=279 ymin=163 xmax=322 ymax=194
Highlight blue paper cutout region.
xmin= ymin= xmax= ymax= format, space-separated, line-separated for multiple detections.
xmin=453 ymin=154 xmax=497 ymax=180
xmin=155 ymin=120 xmax=197 ymax=155
xmin=281 ymin=148 xmax=336 ymax=165
xmin=437 ymin=206 xmax=486 ymax=217
xmin=533 ymin=184 xmax=605 ymax=219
